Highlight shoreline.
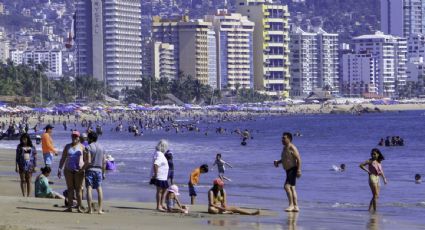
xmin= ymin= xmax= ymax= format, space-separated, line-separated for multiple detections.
xmin=2 ymin=136 xmax=425 ymax=229
xmin=0 ymin=148 xmax=270 ymax=230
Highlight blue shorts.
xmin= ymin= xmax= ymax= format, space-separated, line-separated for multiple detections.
xmin=188 ymin=183 xmax=197 ymax=197
xmin=43 ymin=153 xmax=53 ymax=166
xmin=85 ymin=170 xmax=103 ymax=189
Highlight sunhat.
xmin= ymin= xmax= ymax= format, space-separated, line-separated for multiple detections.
xmin=167 ymin=184 xmax=180 ymax=195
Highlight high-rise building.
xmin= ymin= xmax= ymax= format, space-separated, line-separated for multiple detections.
xmin=290 ymin=26 xmax=339 ymax=97
xmin=179 ymin=20 xmax=214 ymax=85
xmin=152 ymin=16 xmax=180 ymax=77
xmin=9 ymin=49 xmax=24 ymax=65
xmin=407 ymin=33 xmax=425 ymax=59
xmin=342 ymin=53 xmax=379 ymax=96
xmin=381 ymin=0 xmax=425 ymax=37
xmin=0 ymin=2 xmax=5 ymax=15
xmin=152 ymin=16 xmax=216 ymax=87
xmin=152 ymin=42 xmax=176 ymax=80
xmin=22 ymin=50 xmax=63 ymax=79
xmin=205 ymin=10 xmax=254 ymax=90
xmin=142 ymin=37 xmax=153 ymax=78
xmin=104 ymin=0 xmax=142 ymax=92
xmin=236 ymin=0 xmax=291 ymax=98
xmin=75 ymin=0 xmax=104 ymax=81
xmin=342 ymin=32 xmax=407 ymax=97
xmin=0 ymin=27 xmax=8 ymax=64
xmin=76 ymin=0 xmax=142 ymax=94
xmin=207 ymin=30 xmax=218 ymax=89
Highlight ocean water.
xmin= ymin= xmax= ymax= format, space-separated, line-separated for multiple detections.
xmin=2 ymin=111 xmax=425 ymax=229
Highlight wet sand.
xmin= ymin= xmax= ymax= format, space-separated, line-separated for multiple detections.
xmin=0 ymin=148 xmax=269 ymax=230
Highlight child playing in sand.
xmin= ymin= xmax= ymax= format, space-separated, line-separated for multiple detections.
xmin=165 ymin=185 xmax=188 ymax=213
xmin=213 ymin=153 xmax=233 ymax=182
xmin=359 ymin=148 xmax=388 ymax=212
xmin=188 ymin=164 xmax=209 ymax=205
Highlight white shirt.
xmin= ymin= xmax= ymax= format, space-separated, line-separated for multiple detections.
xmin=151 ymin=151 xmax=169 ymax=181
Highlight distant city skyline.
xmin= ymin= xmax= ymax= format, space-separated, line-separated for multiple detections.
xmin=0 ymin=0 xmax=424 ymax=99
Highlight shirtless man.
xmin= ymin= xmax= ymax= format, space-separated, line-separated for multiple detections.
xmin=274 ymin=132 xmax=302 ymax=212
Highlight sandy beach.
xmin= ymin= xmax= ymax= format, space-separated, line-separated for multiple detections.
xmin=0 ymin=148 xmax=271 ymax=230
xmin=2 ymin=107 xmax=425 ymax=229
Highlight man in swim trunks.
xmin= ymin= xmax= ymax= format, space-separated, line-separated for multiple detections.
xmin=274 ymin=132 xmax=302 ymax=212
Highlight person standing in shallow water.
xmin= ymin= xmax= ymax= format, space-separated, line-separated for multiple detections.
xmin=359 ymin=148 xmax=388 ymax=212
xmin=274 ymin=132 xmax=302 ymax=212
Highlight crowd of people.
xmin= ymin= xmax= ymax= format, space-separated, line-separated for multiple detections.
xmin=5 ymin=110 xmax=421 ymax=217
xmin=378 ymin=136 xmax=405 ymax=147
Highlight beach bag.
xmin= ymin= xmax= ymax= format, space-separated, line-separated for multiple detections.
xmin=66 ymin=144 xmax=84 ymax=171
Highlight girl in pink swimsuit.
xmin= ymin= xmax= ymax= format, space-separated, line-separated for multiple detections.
xmin=359 ymin=148 xmax=388 ymax=212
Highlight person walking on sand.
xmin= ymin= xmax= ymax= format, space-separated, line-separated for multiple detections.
xmin=150 ymin=139 xmax=170 ymax=211
xmin=83 ymin=132 xmax=106 ymax=214
xmin=274 ymin=132 xmax=302 ymax=212
xmin=15 ymin=133 xmax=37 ymax=197
xmin=57 ymin=131 xmax=85 ymax=213
xmin=41 ymin=124 xmax=57 ymax=168
xmin=208 ymin=178 xmax=259 ymax=215
xmin=360 ymin=148 xmax=388 ymax=212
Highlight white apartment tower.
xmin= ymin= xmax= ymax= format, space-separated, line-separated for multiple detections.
xmin=342 ymin=32 xmax=407 ymax=97
xmin=152 ymin=17 xmax=216 ymax=87
xmin=152 ymin=42 xmax=176 ymax=80
xmin=0 ymin=27 xmax=9 ymax=64
xmin=381 ymin=0 xmax=425 ymax=37
xmin=152 ymin=16 xmax=180 ymax=79
xmin=22 ymin=50 xmax=63 ymax=79
xmin=342 ymin=53 xmax=379 ymax=96
xmin=207 ymin=30 xmax=217 ymax=89
xmin=103 ymin=0 xmax=142 ymax=92
xmin=0 ymin=40 xmax=8 ymax=65
xmin=236 ymin=0 xmax=291 ymax=98
xmin=179 ymin=20 xmax=214 ymax=86
xmin=205 ymin=10 xmax=255 ymax=90
xmin=290 ymin=26 xmax=339 ymax=96
xmin=76 ymin=0 xmax=142 ymax=94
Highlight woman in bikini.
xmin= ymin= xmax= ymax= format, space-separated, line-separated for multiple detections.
xmin=360 ymin=148 xmax=388 ymax=212
xmin=15 ymin=133 xmax=37 ymax=197
xmin=208 ymin=178 xmax=259 ymax=215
